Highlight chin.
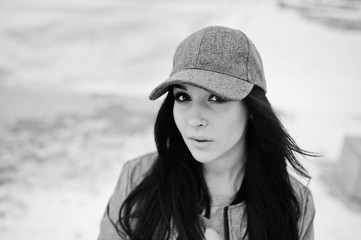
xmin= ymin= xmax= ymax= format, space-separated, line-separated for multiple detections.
xmin=189 ymin=149 xmax=216 ymax=163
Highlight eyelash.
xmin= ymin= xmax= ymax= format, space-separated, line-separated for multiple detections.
xmin=174 ymin=92 xmax=227 ymax=103
xmin=174 ymin=92 xmax=190 ymax=102
xmin=209 ymin=95 xmax=227 ymax=103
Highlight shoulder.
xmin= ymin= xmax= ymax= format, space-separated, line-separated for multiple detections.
xmin=121 ymin=152 xmax=158 ymax=192
xmin=123 ymin=151 xmax=158 ymax=175
xmin=99 ymin=152 xmax=159 ymax=239
xmin=289 ymin=175 xmax=316 ymax=230
xmin=289 ymin=175 xmax=313 ymax=205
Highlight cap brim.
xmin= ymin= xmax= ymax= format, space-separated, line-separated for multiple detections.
xmin=149 ymin=69 xmax=254 ymax=101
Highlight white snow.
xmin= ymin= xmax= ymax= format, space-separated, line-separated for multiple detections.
xmin=1 ymin=0 xmax=361 ymax=239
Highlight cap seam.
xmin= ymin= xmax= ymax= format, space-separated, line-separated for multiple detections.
xmin=152 ymin=80 xmax=249 ymax=101
xmin=178 ymin=67 xmax=252 ymax=84
xmin=194 ymin=28 xmax=207 ymax=67
xmin=244 ymin=32 xmax=250 ymax=82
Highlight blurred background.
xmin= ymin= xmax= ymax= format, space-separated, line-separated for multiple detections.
xmin=1 ymin=0 xmax=361 ymax=239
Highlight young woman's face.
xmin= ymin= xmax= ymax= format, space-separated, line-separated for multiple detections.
xmin=172 ymin=84 xmax=249 ymax=165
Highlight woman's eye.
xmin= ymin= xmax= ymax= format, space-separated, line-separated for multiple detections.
xmin=209 ymin=95 xmax=227 ymax=103
xmin=174 ymin=92 xmax=190 ymax=102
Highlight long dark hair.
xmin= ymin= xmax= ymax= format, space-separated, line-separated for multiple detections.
xmin=113 ymin=86 xmax=314 ymax=240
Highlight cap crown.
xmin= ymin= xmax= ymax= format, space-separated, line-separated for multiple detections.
xmin=171 ymin=26 xmax=266 ymax=92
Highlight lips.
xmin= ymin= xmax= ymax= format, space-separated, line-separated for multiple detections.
xmin=189 ymin=136 xmax=212 ymax=142
xmin=187 ymin=136 xmax=214 ymax=150
xmin=187 ymin=137 xmax=212 ymax=150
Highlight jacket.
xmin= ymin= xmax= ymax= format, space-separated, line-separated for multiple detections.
xmin=98 ymin=152 xmax=315 ymax=240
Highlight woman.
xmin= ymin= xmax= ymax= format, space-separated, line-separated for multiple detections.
xmin=99 ymin=26 xmax=315 ymax=240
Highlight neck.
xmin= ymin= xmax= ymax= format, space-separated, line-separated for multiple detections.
xmin=203 ymin=145 xmax=247 ymax=197
xmin=203 ymin=157 xmax=245 ymax=179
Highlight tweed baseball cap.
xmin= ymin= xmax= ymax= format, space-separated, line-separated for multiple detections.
xmin=149 ymin=25 xmax=266 ymax=101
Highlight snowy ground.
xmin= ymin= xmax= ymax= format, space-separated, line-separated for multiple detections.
xmin=1 ymin=0 xmax=361 ymax=239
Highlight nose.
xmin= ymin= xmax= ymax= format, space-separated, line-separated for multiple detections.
xmin=187 ymin=102 xmax=207 ymax=127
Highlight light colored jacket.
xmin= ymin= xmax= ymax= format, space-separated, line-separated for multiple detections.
xmin=99 ymin=152 xmax=315 ymax=240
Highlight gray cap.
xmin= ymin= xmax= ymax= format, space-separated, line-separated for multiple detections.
xmin=149 ymin=26 xmax=266 ymax=101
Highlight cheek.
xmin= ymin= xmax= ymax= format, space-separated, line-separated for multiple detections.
xmin=220 ymin=110 xmax=248 ymax=140
xmin=222 ymin=122 xmax=244 ymax=141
